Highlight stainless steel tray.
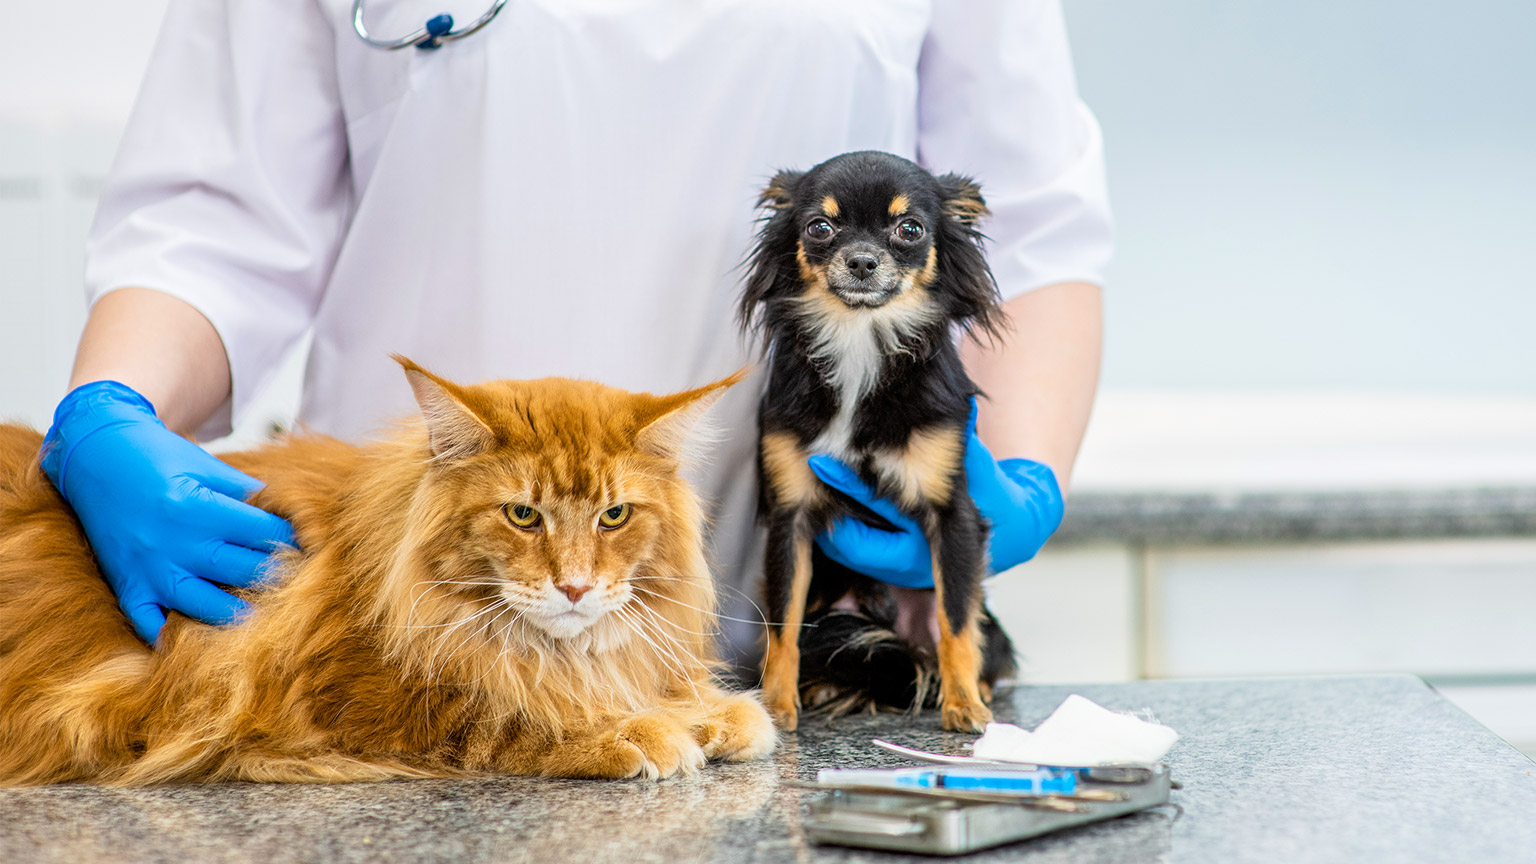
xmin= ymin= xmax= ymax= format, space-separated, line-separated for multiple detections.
xmin=805 ymin=764 xmax=1172 ymax=856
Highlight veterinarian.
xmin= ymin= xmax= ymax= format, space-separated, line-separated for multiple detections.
xmin=43 ymin=0 xmax=1111 ymax=661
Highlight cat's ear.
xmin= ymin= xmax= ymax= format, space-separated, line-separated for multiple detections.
xmin=635 ymin=367 xmax=751 ymax=459
xmin=392 ymin=354 xmax=497 ymax=461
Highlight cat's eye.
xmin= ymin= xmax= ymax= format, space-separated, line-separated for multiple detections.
xmin=805 ymin=219 xmax=834 ymax=241
xmin=505 ymin=504 xmax=542 ymax=530
xmin=895 ymin=219 xmax=925 ymax=243
xmin=598 ymin=504 xmax=631 ymax=530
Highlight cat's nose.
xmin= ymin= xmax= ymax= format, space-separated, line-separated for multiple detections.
xmin=558 ymin=582 xmax=592 ymax=604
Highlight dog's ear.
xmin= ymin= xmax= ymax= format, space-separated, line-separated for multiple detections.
xmin=757 ymin=170 xmax=805 ymax=211
xmin=933 ymin=174 xmax=1006 ymax=343
xmin=936 ymin=173 xmax=990 ymax=227
xmin=739 ymin=170 xmax=806 ymax=337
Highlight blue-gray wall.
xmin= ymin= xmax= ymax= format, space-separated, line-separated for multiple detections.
xmin=1064 ymin=0 xmax=1535 ymax=393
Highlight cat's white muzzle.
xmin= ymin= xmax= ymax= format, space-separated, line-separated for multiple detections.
xmin=530 ymin=585 xmax=607 ymax=639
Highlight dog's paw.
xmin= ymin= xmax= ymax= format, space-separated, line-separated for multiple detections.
xmin=760 ymin=653 xmax=802 ymax=732
xmin=764 ymin=687 xmax=800 ymax=732
xmin=941 ymin=699 xmax=993 ymax=734
xmin=693 ymin=693 xmax=777 ymax=761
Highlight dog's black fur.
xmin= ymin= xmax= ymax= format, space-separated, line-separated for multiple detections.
xmin=794 ymin=550 xmax=1017 ymax=719
xmin=739 ymin=151 xmax=1018 ymax=732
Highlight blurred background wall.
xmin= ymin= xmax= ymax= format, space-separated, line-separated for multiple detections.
xmin=1 ymin=1 xmax=1533 ymax=748
xmin=1082 ymin=0 xmax=1534 ymax=395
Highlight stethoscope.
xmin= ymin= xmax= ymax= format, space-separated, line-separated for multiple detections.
xmin=352 ymin=0 xmax=509 ymax=50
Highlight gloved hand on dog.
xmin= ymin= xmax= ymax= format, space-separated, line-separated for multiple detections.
xmin=808 ymin=400 xmax=1064 ymax=589
xmin=40 ymin=381 xmax=295 ymax=645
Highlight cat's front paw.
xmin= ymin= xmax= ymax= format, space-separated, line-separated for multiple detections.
xmin=692 ymin=693 xmax=776 ymax=762
xmin=595 ymin=712 xmax=707 ymax=780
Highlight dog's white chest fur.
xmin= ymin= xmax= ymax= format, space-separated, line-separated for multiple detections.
xmin=808 ymin=321 xmax=884 ymax=462
xmin=799 ymin=296 xmax=937 ymax=462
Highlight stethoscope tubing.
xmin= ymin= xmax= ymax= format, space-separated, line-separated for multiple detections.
xmin=352 ymin=0 xmax=510 ymax=50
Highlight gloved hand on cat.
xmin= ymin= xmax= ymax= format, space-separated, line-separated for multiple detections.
xmin=808 ymin=399 xmax=1064 ymax=590
xmin=40 ymin=381 xmax=296 ymax=645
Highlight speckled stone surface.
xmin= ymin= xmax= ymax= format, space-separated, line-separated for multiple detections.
xmin=2 ymin=675 xmax=1532 ymax=863
xmin=1053 ymin=488 xmax=1536 ymax=544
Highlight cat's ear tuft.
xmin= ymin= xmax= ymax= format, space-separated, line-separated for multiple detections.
xmin=392 ymin=354 xmax=497 ymax=462
xmin=635 ymin=367 xmax=751 ymax=459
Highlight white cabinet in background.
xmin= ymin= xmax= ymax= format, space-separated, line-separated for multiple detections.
xmin=1146 ymin=540 xmax=1536 ymax=679
xmin=987 ymin=545 xmax=1140 ymax=685
xmin=991 ymin=538 xmax=1536 ymax=755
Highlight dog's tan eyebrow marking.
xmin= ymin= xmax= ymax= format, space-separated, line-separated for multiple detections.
xmin=820 ymin=195 xmax=840 ymax=218
xmin=888 ymin=194 xmax=910 ymax=216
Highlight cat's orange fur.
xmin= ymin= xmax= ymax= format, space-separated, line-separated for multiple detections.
xmin=0 ymin=359 xmax=773 ymax=786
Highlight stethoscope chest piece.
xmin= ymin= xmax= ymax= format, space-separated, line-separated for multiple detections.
xmin=352 ymin=0 xmax=509 ymax=51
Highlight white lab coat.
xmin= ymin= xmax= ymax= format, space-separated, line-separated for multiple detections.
xmin=85 ymin=0 xmax=1112 ymax=659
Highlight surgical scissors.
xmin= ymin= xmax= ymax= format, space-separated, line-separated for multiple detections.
xmin=352 ymin=0 xmax=509 ymax=50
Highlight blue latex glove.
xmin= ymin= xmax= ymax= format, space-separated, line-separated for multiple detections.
xmin=808 ymin=402 xmax=1064 ymax=589
xmin=40 ymin=381 xmax=295 ymax=645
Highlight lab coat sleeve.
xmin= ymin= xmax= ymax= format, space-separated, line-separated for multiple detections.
xmin=917 ymin=0 xmax=1114 ymax=299
xmin=84 ymin=0 xmax=350 ymax=438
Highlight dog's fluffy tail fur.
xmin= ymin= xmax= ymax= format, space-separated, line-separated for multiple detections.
xmin=796 ymin=599 xmax=1017 ymax=719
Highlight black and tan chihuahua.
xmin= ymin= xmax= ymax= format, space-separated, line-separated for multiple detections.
xmin=739 ymin=151 xmax=1017 ymax=733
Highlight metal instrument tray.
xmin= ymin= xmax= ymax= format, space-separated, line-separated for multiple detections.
xmin=805 ymin=764 xmax=1171 ymax=856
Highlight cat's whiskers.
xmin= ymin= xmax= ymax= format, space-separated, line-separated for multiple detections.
xmin=436 ymin=608 xmax=525 ymax=709
xmin=459 ymin=602 xmax=529 ymax=690
xmin=411 ymin=595 xmax=513 ymax=733
xmin=424 ymin=598 xmax=512 ymax=684
xmin=402 ymin=582 xmax=451 ymax=629
xmin=624 ymin=601 xmax=710 ymax=690
xmin=511 ymin=610 xmax=633 ymax=717
xmin=424 ymin=599 xmax=506 ymax=652
xmin=617 ymin=616 xmax=698 ymax=708
xmin=629 ymin=600 xmax=716 ymax=682
xmin=711 ymin=579 xmax=774 ymax=630
xmin=400 ymin=577 xmax=503 ymax=630
xmin=619 ymin=594 xmax=720 ymax=639
xmin=611 ymin=605 xmax=688 ymax=684
xmin=629 ymin=584 xmax=790 ymax=629
xmin=613 ymin=604 xmax=703 ymax=705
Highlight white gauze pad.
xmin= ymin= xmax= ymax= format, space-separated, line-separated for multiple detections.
xmin=970 ymin=694 xmax=1179 ymax=766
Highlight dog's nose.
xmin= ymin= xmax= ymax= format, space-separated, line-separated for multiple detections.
xmin=846 ymin=254 xmax=879 ymax=280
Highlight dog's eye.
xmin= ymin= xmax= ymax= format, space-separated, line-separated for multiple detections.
xmin=895 ymin=220 xmax=925 ymax=243
xmin=805 ymin=219 xmax=835 ymax=241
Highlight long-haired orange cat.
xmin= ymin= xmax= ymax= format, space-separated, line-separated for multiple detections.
xmin=0 ymin=358 xmax=773 ymax=786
